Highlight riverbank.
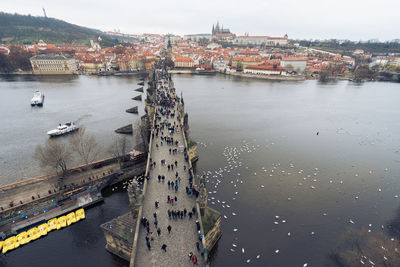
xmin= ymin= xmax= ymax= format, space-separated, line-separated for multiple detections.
xmin=227 ymin=72 xmax=306 ymax=81
xmin=0 ymin=71 xmax=147 ymax=76
xmin=0 ymin=154 xmax=146 ymax=237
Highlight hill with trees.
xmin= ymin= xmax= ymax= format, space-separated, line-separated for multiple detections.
xmin=0 ymin=12 xmax=118 ymax=47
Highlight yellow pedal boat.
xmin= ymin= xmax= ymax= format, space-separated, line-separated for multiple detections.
xmin=47 ymin=218 xmax=58 ymax=232
xmin=27 ymin=227 xmax=40 ymax=241
xmin=15 ymin=231 xmax=29 ymax=247
xmin=75 ymin=208 xmax=85 ymax=221
xmin=57 ymin=216 xmax=67 ymax=230
xmin=66 ymin=212 xmax=77 ymax=226
xmin=2 ymin=236 xmax=16 ymax=254
xmin=38 ymin=223 xmax=48 ymax=237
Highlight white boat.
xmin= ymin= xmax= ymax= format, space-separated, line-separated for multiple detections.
xmin=47 ymin=122 xmax=78 ymax=137
xmin=31 ymin=91 xmax=44 ymax=106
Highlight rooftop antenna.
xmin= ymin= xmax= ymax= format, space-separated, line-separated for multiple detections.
xmin=42 ymin=8 xmax=47 ymax=18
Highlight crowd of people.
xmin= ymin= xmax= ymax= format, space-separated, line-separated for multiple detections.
xmin=138 ymin=64 xmax=203 ymax=265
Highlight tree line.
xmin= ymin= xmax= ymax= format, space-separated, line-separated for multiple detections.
xmin=0 ymin=46 xmax=32 ymax=73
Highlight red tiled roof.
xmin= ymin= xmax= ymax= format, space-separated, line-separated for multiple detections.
xmin=175 ymin=57 xmax=194 ymax=63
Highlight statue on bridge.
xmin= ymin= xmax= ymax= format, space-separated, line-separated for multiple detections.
xmin=198 ymin=174 xmax=208 ymax=215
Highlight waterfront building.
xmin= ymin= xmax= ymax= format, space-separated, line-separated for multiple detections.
xmin=280 ymin=57 xmax=307 ymax=72
xmin=174 ymin=57 xmax=195 ymax=68
xmin=231 ymin=56 xmax=263 ymax=69
xmin=30 ymin=53 xmax=78 ymax=74
xmin=213 ymin=59 xmax=229 ymax=72
xmin=244 ymin=64 xmax=286 ymax=75
xmin=79 ymin=57 xmax=104 ymax=73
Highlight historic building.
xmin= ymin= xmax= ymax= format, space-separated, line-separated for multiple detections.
xmin=212 ymin=22 xmax=231 ymax=35
xmin=30 ymin=54 xmax=78 ymax=74
xmin=244 ymin=65 xmax=286 ymax=75
xmin=174 ymin=57 xmax=195 ymax=68
xmin=234 ymin=34 xmax=289 ymax=46
xmin=280 ymin=57 xmax=307 ymax=72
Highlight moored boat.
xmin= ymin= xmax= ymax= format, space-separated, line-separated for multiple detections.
xmin=57 ymin=216 xmax=67 ymax=230
xmin=66 ymin=212 xmax=77 ymax=226
xmin=2 ymin=236 xmax=16 ymax=254
xmin=16 ymin=231 xmax=28 ymax=246
xmin=38 ymin=223 xmax=48 ymax=236
xmin=195 ymin=67 xmax=216 ymax=75
xmin=47 ymin=218 xmax=58 ymax=231
xmin=75 ymin=208 xmax=85 ymax=221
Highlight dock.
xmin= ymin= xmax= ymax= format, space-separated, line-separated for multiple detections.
xmin=0 ymin=154 xmax=146 ymax=236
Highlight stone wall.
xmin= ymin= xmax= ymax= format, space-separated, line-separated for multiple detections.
xmin=204 ymin=213 xmax=222 ymax=251
xmin=101 ymin=212 xmax=136 ymax=262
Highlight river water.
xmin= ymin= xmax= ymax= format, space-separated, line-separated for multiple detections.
xmin=1 ymin=74 xmax=400 ymax=266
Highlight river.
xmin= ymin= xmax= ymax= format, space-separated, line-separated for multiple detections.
xmin=1 ymin=74 xmax=400 ymax=266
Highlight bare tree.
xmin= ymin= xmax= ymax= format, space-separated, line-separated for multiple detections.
xmin=69 ymin=126 xmax=101 ymax=167
xmin=34 ymin=139 xmax=72 ymax=186
xmin=109 ymin=136 xmax=129 ymax=167
xmin=285 ymin=64 xmax=294 ymax=73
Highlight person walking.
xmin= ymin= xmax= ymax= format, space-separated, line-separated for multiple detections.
xmin=188 ymin=252 xmax=193 ymax=261
xmin=196 ymin=241 xmax=200 ymax=251
xmin=193 ymin=255 xmax=197 ymax=265
xmin=155 ymin=201 xmax=159 ymax=209
xmin=146 ymin=240 xmax=151 ymax=251
xmin=150 ymin=232 xmax=154 ymax=241
xmin=161 ymin=244 xmax=167 ymax=252
xmin=167 ymin=225 xmax=172 ymax=233
xmin=157 ymin=228 xmax=161 ymax=236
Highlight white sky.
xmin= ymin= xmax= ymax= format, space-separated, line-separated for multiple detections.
xmin=2 ymin=0 xmax=399 ymax=41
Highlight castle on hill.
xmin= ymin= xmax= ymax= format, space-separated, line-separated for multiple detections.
xmin=212 ymin=22 xmax=231 ymax=36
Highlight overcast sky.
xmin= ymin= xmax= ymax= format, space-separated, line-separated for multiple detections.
xmin=2 ymin=0 xmax=400 ymax=41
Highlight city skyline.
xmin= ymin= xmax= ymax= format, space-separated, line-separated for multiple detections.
xmin=2 ymin=0 xmax=400 ymax=41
